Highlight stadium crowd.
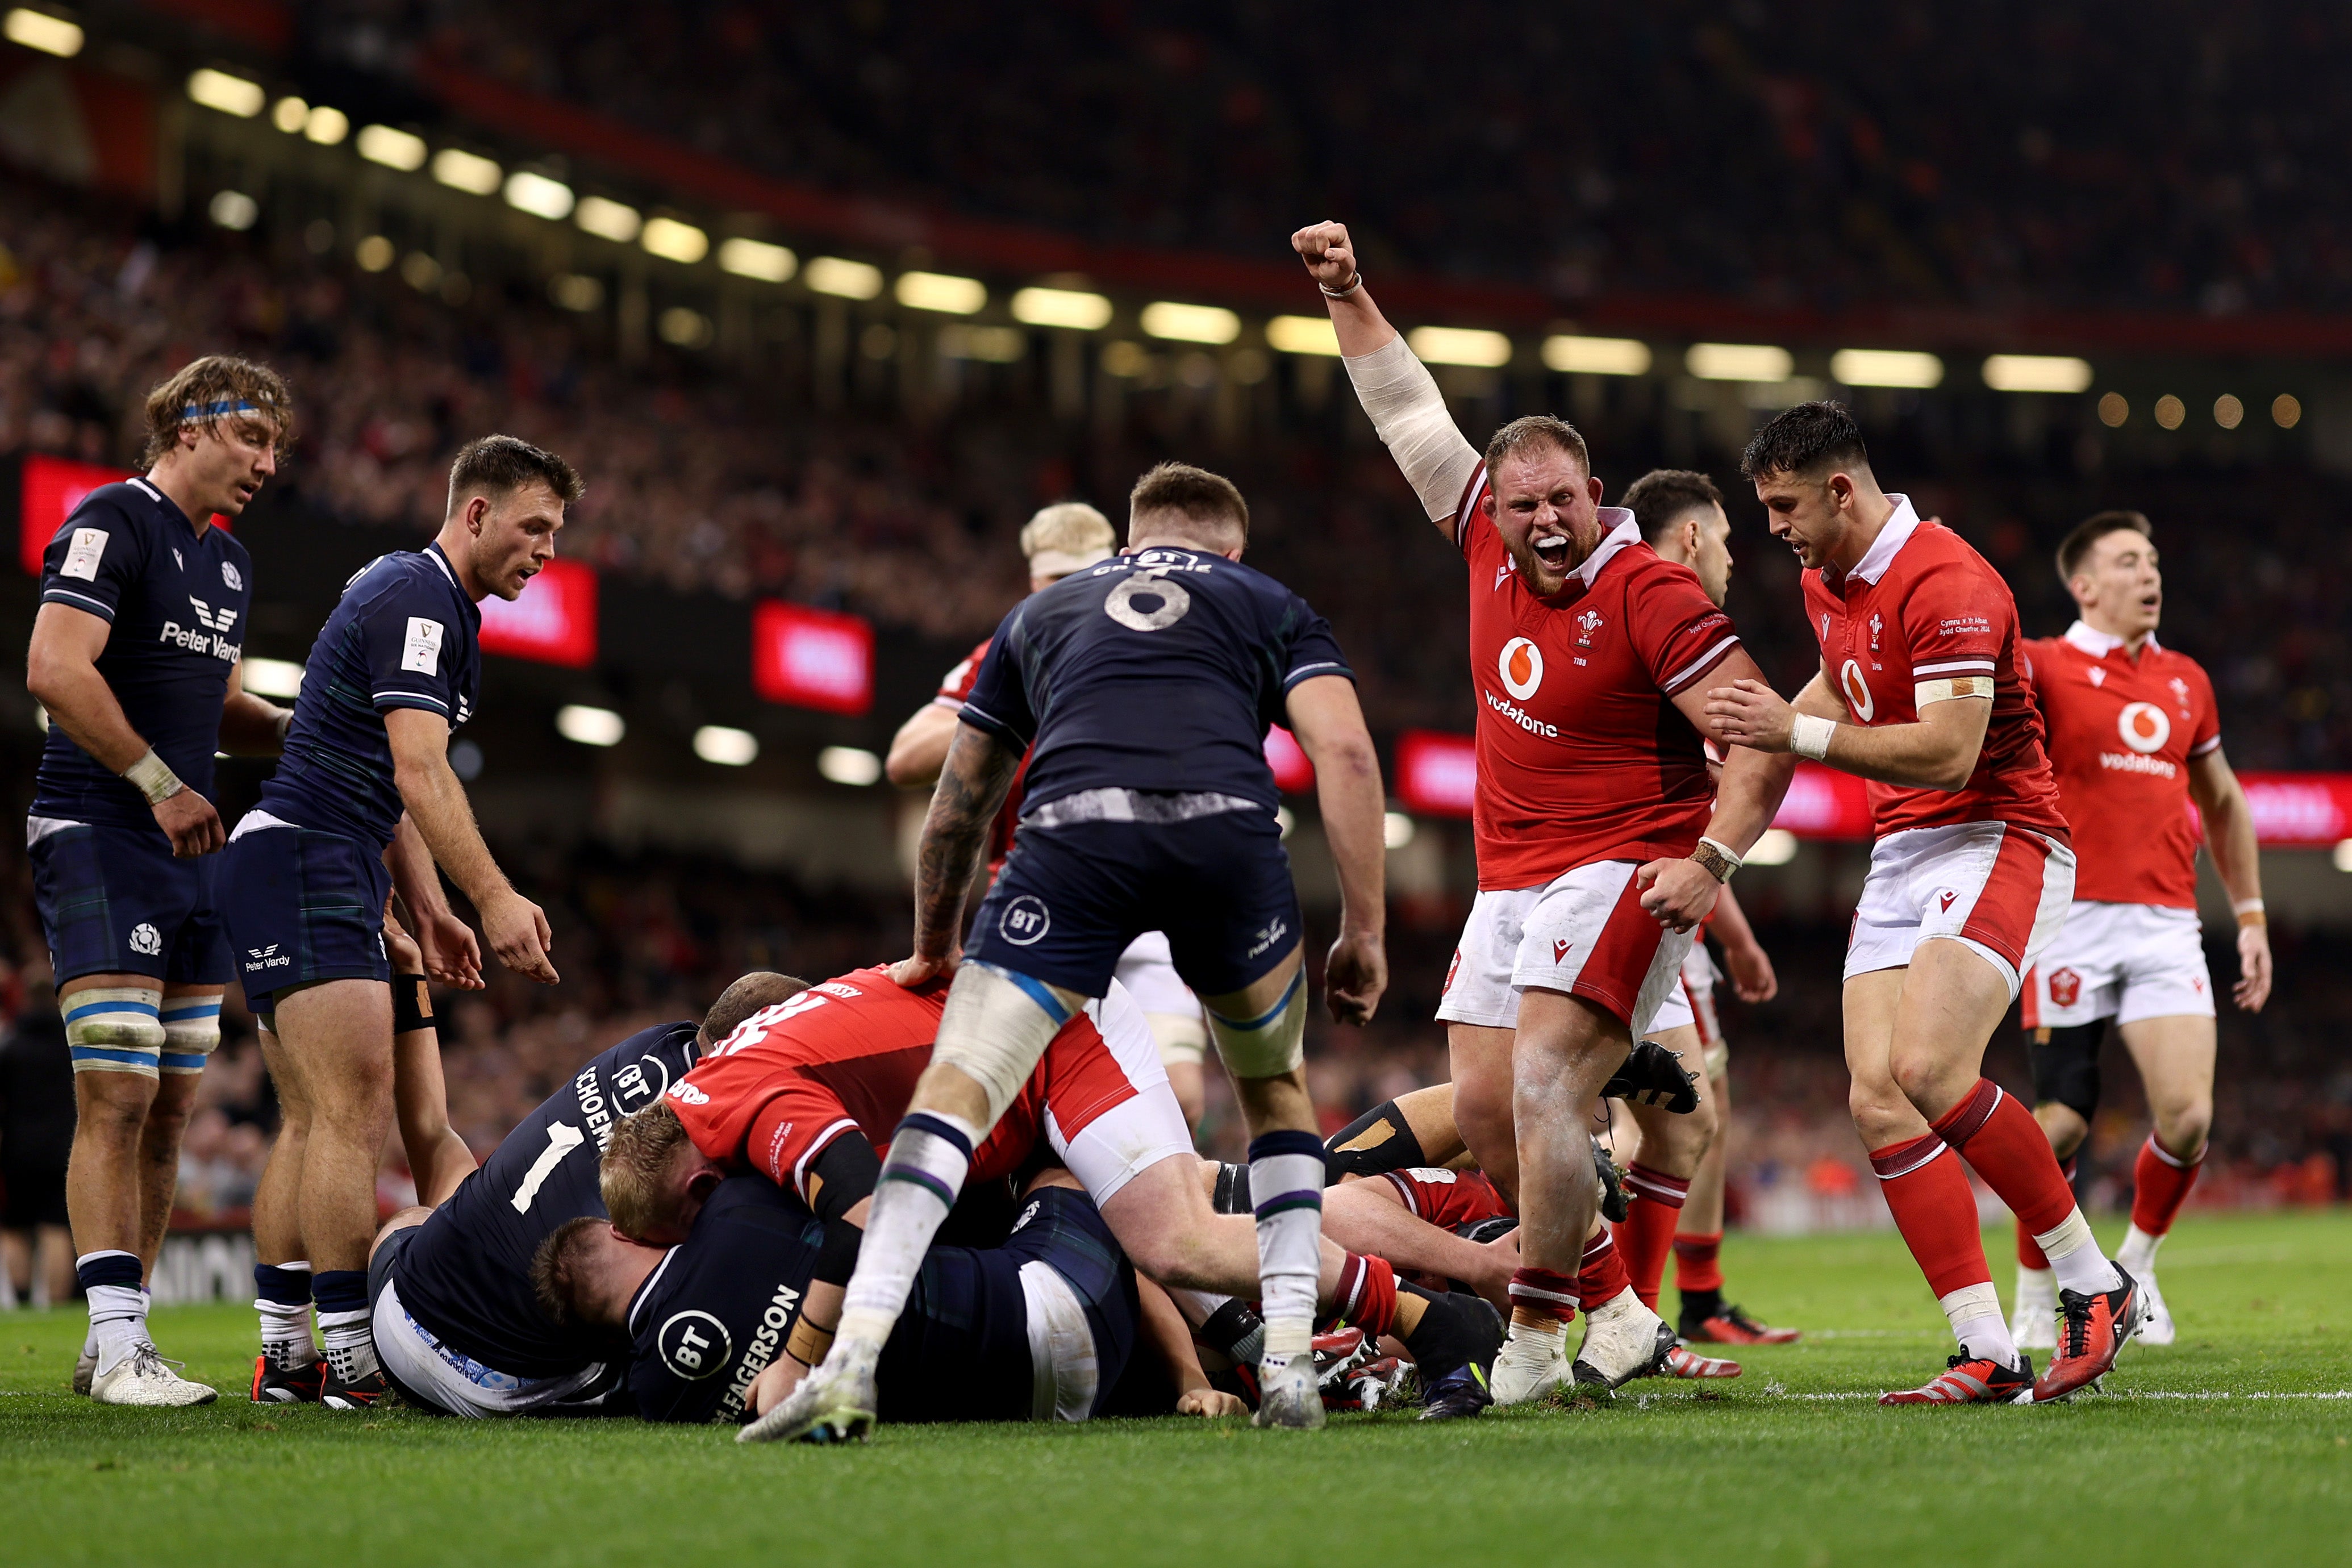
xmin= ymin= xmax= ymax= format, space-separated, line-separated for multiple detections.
xmin=9 ymin=176 xmax=2352 ymax=764
xmin=320 ymin=0 xmax=2352 ymax=314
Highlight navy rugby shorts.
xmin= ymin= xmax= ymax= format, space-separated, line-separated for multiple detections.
xmin=964 ymin=806 xmax=1301 ymax=999
xmin=27 ymin=819 xmax=231 ymax=986
xmin=218 ymin=821 xmax=391 ymax=1014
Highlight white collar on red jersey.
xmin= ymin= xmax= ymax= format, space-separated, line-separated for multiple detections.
xmin=2062 ymin=619 xmax=2159 ymax=657
xmin=1568 ymin=508 xmax=1640 ymax=589
xmin=1841 ymin=493 xmax=1921 ymax=586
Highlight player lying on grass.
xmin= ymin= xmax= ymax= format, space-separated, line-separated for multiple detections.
xmin=599 ymin=965 xmax=1503 ymax=1423
xmin=1317 ymin=1079 xmax=1744 ymax=1384
xmin=353 ymin=973 xmax=805 ymax=1416
xmin=537 ymin=1167 xmax=1244 ymax=1427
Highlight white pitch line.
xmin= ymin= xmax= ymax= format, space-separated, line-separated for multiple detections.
xmin=1766 ymin=1388 xmax=2352 ymax=1402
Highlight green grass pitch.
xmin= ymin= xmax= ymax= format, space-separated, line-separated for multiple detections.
xmin=6 ymin=1211 xmax=2349 ymax=1567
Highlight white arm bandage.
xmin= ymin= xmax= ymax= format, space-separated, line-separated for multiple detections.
xmin=1341 ymin=336 xmax=1483 ymax=523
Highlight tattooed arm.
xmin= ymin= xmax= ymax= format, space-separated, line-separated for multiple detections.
xmin=888 ymin=721 xmax=1027 ymax=988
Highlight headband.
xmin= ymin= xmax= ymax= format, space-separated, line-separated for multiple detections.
xmin=181 ymin=399 xmax=259 ymax=422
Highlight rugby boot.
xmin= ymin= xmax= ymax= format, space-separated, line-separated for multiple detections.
xmin=1602 ymin=1040 xmax=1700 ymax=1113
xmin=1417 ymin=1362 xmax=1492 ymax=1421
xmin=72 ymin=1342 xmax=95 ymax=1396
xmin=1570 ymin=1288 xmax=1676 ymax=1394
xmin=1488 ymin=1321 xmax=1571 ymax=1406
xmin=1253 ymin=1348 xmax=1327 ymax=1428
xmin=738 ymin=1337 xmax=880 ymax=1444
xmin=251 ymin=1353 xmax=326 ymax=1404
xmin=320 ymin=1363 xmax=395 ymax=1410
xmin=1593 ymin=1139 xmax=1632 ymax=1224
xmin=2034 ymin=1267 xmax=2144 ymax=1403
xmin=2133 ymin=1270 xmax=2176 ymax=1347
xmin=89 ymin=1343 xmax=218 ymax=1407
xmin=1681 ymin=1302 xmax=1802 ymax=1346
xmin=1655 ymin=1340 xmax=1742 ymax=1379
xmin=1880 ymin=1352 xmax=2034 ymax=1406
xmin=2008 ymin=1266 xmax=2058 ymax=1351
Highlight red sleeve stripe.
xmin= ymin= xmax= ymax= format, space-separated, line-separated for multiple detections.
xmin=790 ymin=1117 xmax=862 ymax=1202
xmin=1453 ymin=462 xmax=1488 ymax=550
xmin=2190 ymin=733 xmax=2222 ymax=757
xmin=1661 ymin=635 xmax=1741 ymax=694
xmin=1912 ymin=658 xmax=1997 ymax=676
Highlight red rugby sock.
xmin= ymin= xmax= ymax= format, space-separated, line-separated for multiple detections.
xmin=1577 ymin=1228 xmax=1630 ymax=1307
xmin=1614 ymin=1164 xmax=1690 ymax=1311
xmin=2130 ymin=1135 xmax=2203 ymax=1238
xmin=1871 ymin=1133 xmax=1993 ymax=1299
xmin=1932 ymin=1079 xmax=2076 ymax=1236
xmin=1672 ymin=1231 xmax=1724 ymax=1294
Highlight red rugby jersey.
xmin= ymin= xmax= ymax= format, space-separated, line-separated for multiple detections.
xmin=1799 ymin=498 xmax=2068 ymax=843
xmin=2022 ymin=624 xmax=2218 ymax=908
xmin=936 ymin=637 xmax=1024 ymax=872
xmin=666 ymin=966 xmax=1132 ymax=1202
xmin=1379 ymin=1166 xmax=1512 ymax=1228
xmin=1449 ymin=464 xmax=1744 ymax=890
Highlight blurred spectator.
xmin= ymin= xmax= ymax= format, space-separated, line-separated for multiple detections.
xmin=0 ymin=962 xmax=74 ymax=1306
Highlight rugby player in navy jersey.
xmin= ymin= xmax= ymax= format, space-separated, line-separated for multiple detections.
xmin=353 ymin=973 xmax=806 ymax=1416
xmin=537 ymin=1170 xmax=1183 ymax=1429
xmin=25 ymin=357 xmax=295 ymax=1406
xmin=762 ymin=461 xmax=1392 ymax=1442
xmin=222 ymin=435 xmax=582 ymax=1408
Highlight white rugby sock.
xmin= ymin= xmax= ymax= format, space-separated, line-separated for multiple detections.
xmin=835 ymin=1111 xmax=977 ymax=1350
xmin=2116 ymin=1223 xmax=2165 ymax=1277
xmin=1940 ymin=1282 xmax=2022 ymax=1370
xmin=2034 ymin=1207 xmax=2123 ymax=1296
xmin=86 ymin=1286 xmax=147 ymax=1375
xmin=318 ymin=1310 xmax=378 ymax=1382
xmin=1246 ymin=1132 xmax=1327 ymax=1359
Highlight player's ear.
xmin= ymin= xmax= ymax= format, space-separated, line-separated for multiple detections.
xmin=1585 ymin=472 xmax=1604 ymax=506
xmin=686 ymin=1165 xmax=722 ymax=1204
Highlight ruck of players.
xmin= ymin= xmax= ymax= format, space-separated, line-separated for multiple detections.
xmin=21 ymin=216 xmax=2267 ymax=1427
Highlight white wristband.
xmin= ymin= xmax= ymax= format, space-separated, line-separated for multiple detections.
xmin=2231 ymin=898 xmax=2265 ymax=916
xmin=1319 ymin=274 xmax=1362 ymax=298
xmin=123 ymin=748 xmax=185 ymax=806
xmin=1790 ymin=713 xmax=1837 ymax=762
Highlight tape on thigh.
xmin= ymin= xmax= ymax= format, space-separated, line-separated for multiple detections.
xmin=159 ymin=995 xmax=223 ymax=1075
xmin=933 ymin=961 xmax=1082 ymax=1125
xmin=64 ymin=986 xmax=165 ymax=1077
xmin=1206 ymin=967 xmax=1307 ymax=1078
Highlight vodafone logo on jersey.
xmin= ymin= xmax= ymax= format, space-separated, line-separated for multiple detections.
xmin=2117 ymin=702 xmax=2171 ymax=754
xmin=1499 ymin=637 xmax=1544 ymax=700
xmin=1840 ymin=660 xmax=1875 ymax=722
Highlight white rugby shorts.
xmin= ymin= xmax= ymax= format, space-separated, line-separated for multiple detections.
xmin=1112 ymin=931 xmax=1207 ymax=1067
xmin=1051 ymin=980 xmax=1199 ymax=1206
xmin=1845 ymin=821 xmax=2076 ymax=999
xmin=1675 ymin=941 xmax=1727 ymax=1077
xmin=1436 ymin=860 xmax=1693 ymax=1037
xmin=2022 ymin=901 xmax=2214 ymax=1028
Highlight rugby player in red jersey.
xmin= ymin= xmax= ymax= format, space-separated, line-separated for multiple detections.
xmin=1296 ymin=220 xmax=1794 ymax=1404
xmin=1707 ymin=403 xmax=2141 ymax=1404
xmin=886 ymin=503 xmax=1214 ymax=1129
xmin=2007 ymin=510 xmax=2268 ymax=1349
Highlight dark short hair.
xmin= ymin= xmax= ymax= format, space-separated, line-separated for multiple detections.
xmin=529 ymin=1215 xmax=607 ymax=1328
xmin=1483 ymin=415 xmax=1591 ymax=484
xmin=140 ymin=355 xmax=294 ymax=466
xmin=1740 ymin=401 xmax=1870 ymax=482
xmin=445 ymin=434 xmax=586 ymax=519
xmin=1621 ymin=469 xmax=1725 ymax=545
xmin=1128 ymin=461 xmax=1248 ymax=543
xmin=2055 ymin=509 xmax=2151 ymax=582
xmin=701 ymin=971 xmax=810 ymax=1047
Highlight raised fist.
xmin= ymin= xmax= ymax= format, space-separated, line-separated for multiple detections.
xmin=1290 ymin=221 xmax=1358 ymax=293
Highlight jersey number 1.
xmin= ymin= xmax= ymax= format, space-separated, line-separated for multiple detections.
xmin=511 ymin=1121 xmax=585 ymax=1213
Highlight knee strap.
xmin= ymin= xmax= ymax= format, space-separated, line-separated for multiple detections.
xmin=64 ymin=987 xmax=165 ymax=1076
xmin=1206 ymin=969 xmax=1307 ymax=1079
xmin=2028 ymin=1024 xmax=2103 ymax=1124
xmin=159 ymin=996 xmax=223 ymax=1076
xmin=932 ymin=962 xmax=1085 ymax=1125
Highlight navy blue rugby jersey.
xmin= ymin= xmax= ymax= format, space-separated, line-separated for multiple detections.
xmin=959 ymin=547 xmax=1352 ymax=812
xmin=626 ymin=1178 xmax=829 ymax=1425
xmin=257 ymin=543 xmax=479 ymax=850
xmin=33 ymin=479 xmax=253 ymax=831
xmin=398 ymin=1020 xmax=701 ymax=1381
